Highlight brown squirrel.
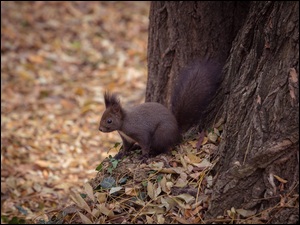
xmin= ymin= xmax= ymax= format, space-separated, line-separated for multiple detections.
xmin=99 ymin=59 xmax=222 ymax=159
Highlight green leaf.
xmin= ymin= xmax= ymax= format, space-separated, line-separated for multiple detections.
xmin=157 ymin=174 xmax=163 ymax=182
xmin=113 ymin=142 xmax=121 ymax=148
xmin=80 ymin=193 xmax=87 ymax=198
xmin=1 ymin=216 xmax=9 ymax=223
xmin=109 ymin=157 xmax=119 ymax=169
xmin=142 ymin=180 xmax=148 ymax=187
xmin=8 ymin=216 xmax=25 ymax=224
xmin=111 ymin=159 xmax=119 ymax=169
xmin=107 ymin=167 xmax=113 ymax=174
xmin=95 ymin=162 xmax=103 ymax=172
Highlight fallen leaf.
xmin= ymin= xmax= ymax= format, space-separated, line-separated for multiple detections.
xmin=236 ymin=208 xmax=257 ymax=217
xmin=78 ymin=211 xmax=93 ymax=224
xmin=147 ymin=181 xmax=161 ymax=199
xmin=97 ymin=203 xmax=115 ymax=217
xmin=109 ymin=186 xmax=123 ymax=194
xmin=186 ymin=153 xmax=202 ymax=163
xmin=207 ymin=131 xmax=218 ymax=143
xmin=83 ymin=182 xmax=95 ymax=202
xmin=175 ymin=193 xmax=195 ymax=204
xmin=95 ymin=192 xmax=107 ymax=203
xmin=70 ymin=190 xmax=92 ymax=214
xmin=273 ymin=174 xmax=288 ymax=184
xmin=192 ymin=158 xmax=212 ymax=170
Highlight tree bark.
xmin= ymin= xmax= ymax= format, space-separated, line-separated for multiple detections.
xmin=207 ymin=1 xmax=299 ymax=220
xmin=146 ymin=1 xmax=299 ymax=222
xmin=146 ymin=1 xmax=250 ymax=107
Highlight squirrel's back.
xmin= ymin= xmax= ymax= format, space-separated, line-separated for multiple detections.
xmin=123 ymin=102 xmax=180 ymax=155
xmin=171 ymin=59 xmax=222 ymax=133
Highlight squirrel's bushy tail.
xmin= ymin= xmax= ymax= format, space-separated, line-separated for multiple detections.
xmin=171 ymin=59 xmax=222 ymax=133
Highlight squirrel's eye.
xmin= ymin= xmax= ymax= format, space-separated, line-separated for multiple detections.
xmin=107 ymin=119 xmax=112 ymax=124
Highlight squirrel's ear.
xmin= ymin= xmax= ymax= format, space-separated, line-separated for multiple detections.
xmin=111 ymin=103 xmax=122 ymax=115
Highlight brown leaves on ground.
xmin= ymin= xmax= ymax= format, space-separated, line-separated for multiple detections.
xmin=56 ymin=133 xmax=221 ymax=224
xmin=1 ymin=1 xmax=149 ymax=224
xmin=63 ymin=129 xmax=298 ymax=224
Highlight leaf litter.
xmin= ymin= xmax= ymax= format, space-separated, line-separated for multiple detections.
xmin=64 ymin=130 xmax=222 ymax=224
xmin=1 ymin=1 xmax=149 ymax=223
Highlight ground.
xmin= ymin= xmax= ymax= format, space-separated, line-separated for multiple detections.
xmin=1 ymin=2 xmax=149 ymax=223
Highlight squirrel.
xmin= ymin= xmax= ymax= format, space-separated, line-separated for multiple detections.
xmin=99 ymin=59 xmax=222 ymax=160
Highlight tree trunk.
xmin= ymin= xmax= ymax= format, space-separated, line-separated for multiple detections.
xmin=207 ymin=2 xmax=299 ymax=221
xmin=146 ymin=1 xmax=299 ymax=222
xmin=146 ymin=1 xmax=250 ymax=106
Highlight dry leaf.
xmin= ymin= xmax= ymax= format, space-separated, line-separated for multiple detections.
xmin=236 ymin=208 xmax=257 ymax=217
xmin=188 ymin=140 xmax=198 ymax=148
xmin=95 ymin=192 xmax=107 ymax=203
xmin=70 ymin=190 xmax=92 ymax=214
xmin=147 ymin=181 xmax=161 ymax=199
xmin=186 ymin=154 xmax=201 ymax=163
xmin=180 ymin=155 xmax=187 ymax=169
xmin=161 ymin=196 xmax=177 ymax=211
xmin=157 ymin=214 xmax=165 ymax=224
xmin=201 ymin=136 xmax=209 ymax=145
xmin=149 ymin=162 xmax=164 ymax=170
xmin=175 ymin=193 xmax=195 ymax=204
xmin=192 ymin=158 xmax=212 ymax=170
xmin=140 ymin=205 xmax=165 ymax=215
xmin=273 ymin=174 xmax=288 ymax=184
xmin=172 ymin=197 xmax=191 ymax=209
xmin=172 ymin=216 xmax=191 ymax=224
xmin=207 ymin=132 xmax=218 ymax=143
xmin=174 ymin=172 xmax=188 ymax=187
xmin=146 ymin=215 xmax=154 ymax=223
xmin=125 ymin=187 xmax=138 ymax=196
xmin=83 ymin=182 xmax=95 ymax=202
xmin=289 ymin=68 xmax=298 ymax=83
xmin=97 ymin=203 xmax=115 ymax=217
xmin=189 ymin=172 xmax=202 ymax=180
xmin=78 ymin=211 xmax=93 ymax=224
xmin=109 ymin=186 xmax=123 ymax=194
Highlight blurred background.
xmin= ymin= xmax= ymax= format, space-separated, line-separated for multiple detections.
xmin=1 ymin=1 xmax=149 ymax=223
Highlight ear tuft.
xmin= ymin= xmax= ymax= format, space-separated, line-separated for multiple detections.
xmin=104 ymin=91 xmax=120 ymax=108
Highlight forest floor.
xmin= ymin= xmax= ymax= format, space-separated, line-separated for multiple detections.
xmin=1 ymin=2 xmax=149 ymax=223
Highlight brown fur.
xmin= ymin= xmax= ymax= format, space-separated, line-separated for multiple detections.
xmin=99 ymin=59 xmax=222 ymax=159
xmin=99 ymin=92 xmax=180 ymax=159
xmin=171 ymin=59 xmax=222 ymax=133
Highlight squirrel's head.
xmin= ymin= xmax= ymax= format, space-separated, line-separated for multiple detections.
xmin=99 ymin=91 xmax=123 ymax=132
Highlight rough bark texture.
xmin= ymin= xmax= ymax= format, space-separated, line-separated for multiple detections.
xmin=146 ymin=1 xmax=250 ymax=107
xmin=146 ymin=1 xmax=299 ymax=222
xmin=207 ymin=1 xmax=299 ymax=220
